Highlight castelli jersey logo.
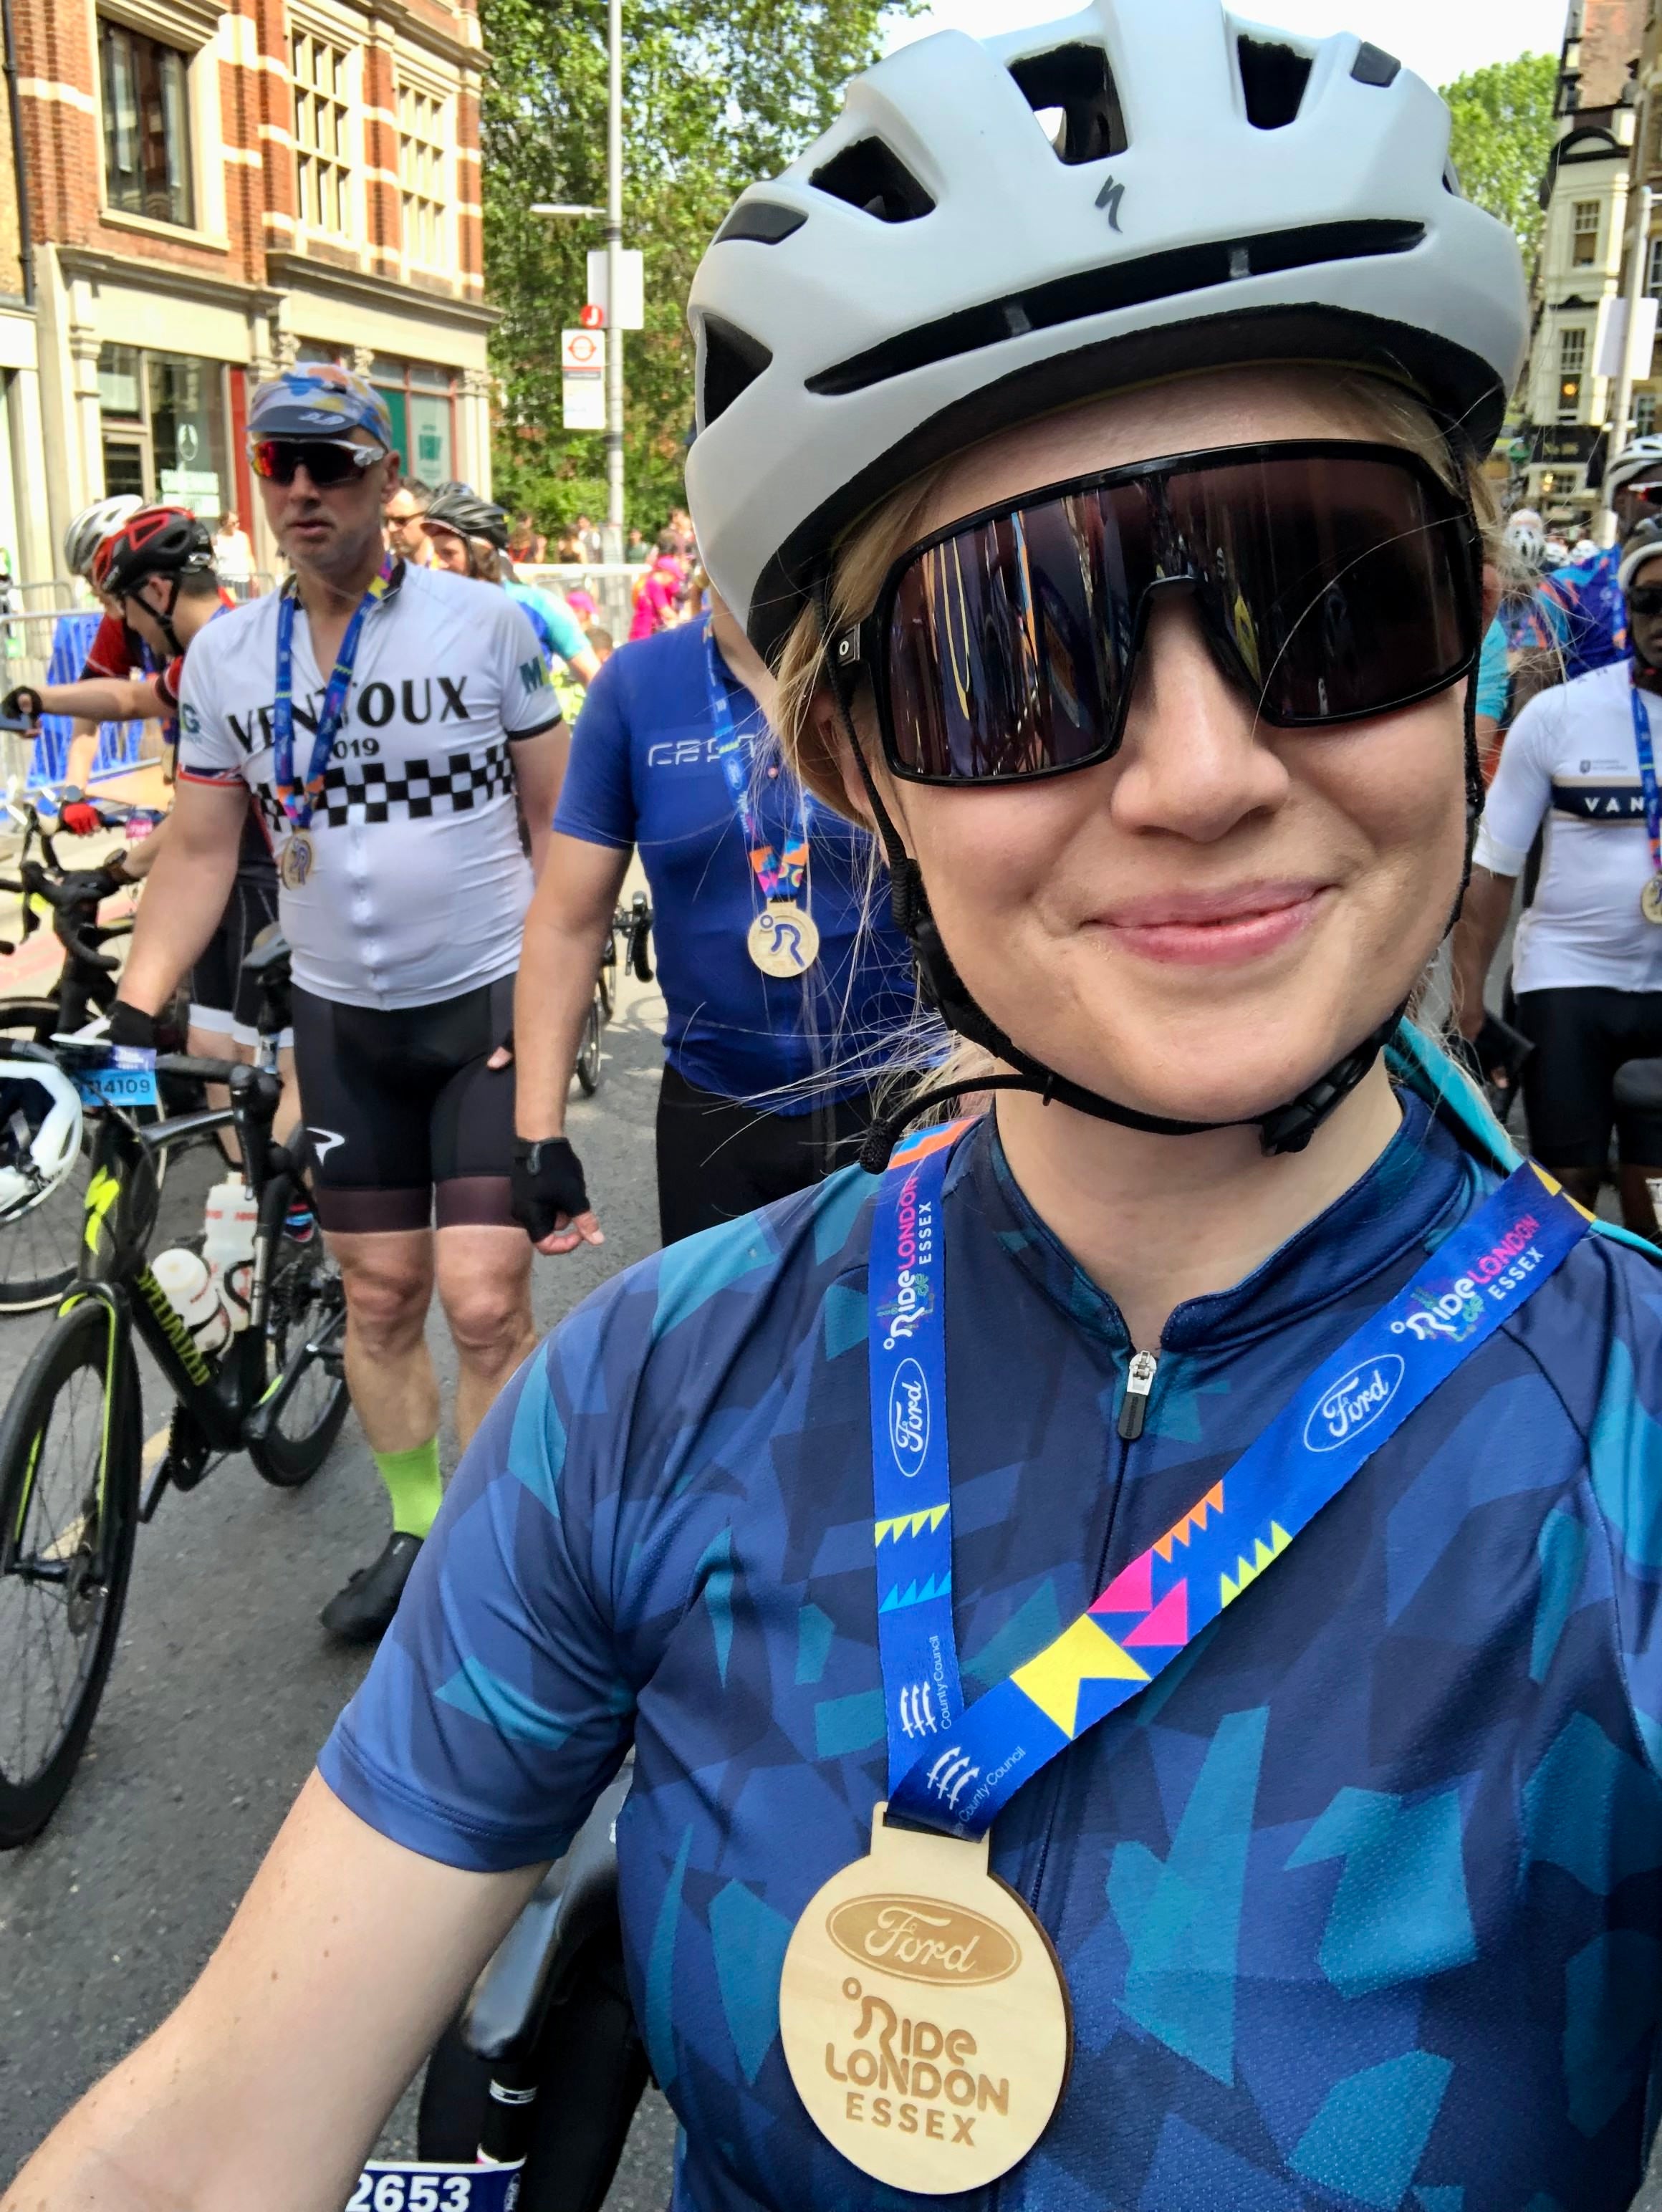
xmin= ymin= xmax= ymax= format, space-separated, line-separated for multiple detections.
xmin=888 ymin=1357 xmax=930 ymax=1476
xmin=1303 ymin=1355 xmax=1405 ymax=1453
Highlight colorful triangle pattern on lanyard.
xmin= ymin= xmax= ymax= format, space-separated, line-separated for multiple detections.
xmin=868 ymin=1120 xmax=1592 ymax=1842
xmin=704 ymin=618 xmax=808 ymax=900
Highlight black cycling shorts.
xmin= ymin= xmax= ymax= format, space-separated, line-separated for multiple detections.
xmin=290 ymin=973 xmax=519 ymax=1234
xmin=189 ymin=873 xmax=287 ymax=1047
xmin=1514 ymin=986 xmax=1662 ymax=1169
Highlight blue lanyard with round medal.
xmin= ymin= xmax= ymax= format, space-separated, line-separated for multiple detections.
xmin=271 ymin=552 xmax=396 ymax=889
xmin=1630 ymin=681 xmax=1662 ymax=924
xmin=703 ymin=619 xmax=819 ymax=977
xmin=777 ymin=1124 xmax=1592 ymax=2193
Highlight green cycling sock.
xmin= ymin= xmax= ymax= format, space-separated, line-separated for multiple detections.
xmin=374 ymin=1436 xmax=443 ymax=1539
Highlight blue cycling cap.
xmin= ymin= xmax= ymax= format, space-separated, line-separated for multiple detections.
xmin=247 ymin=363 xmax=393 ymax=448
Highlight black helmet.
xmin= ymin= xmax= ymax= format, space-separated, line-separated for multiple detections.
xmin=423 ymin=484 xmax=509 ymax=551
xmin=93 ymin=506 xmax=214 ymax=599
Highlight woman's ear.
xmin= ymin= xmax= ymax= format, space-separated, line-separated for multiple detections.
xmin=1480 ymin=559 xmax=1502 ymax=632
xmin=809 ymin=681 xmax=879 ymax=830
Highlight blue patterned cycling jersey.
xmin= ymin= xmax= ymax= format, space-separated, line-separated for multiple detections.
xmin=1519 ymin=543 xmax=1628 ymax=682
xmin=322 ymin=1067 xmax=1662 ymax=2212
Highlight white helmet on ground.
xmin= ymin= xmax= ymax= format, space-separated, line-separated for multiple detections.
xmin=687 ymin=0 xmax=1530 ymax=660
xmin=64 ymin=496 xmax=144 ymax=584
xmin=1605 ymin=436 xmax=1662 ymax=502
xmin=0 ymin=1064 xmax=82 ymax=1226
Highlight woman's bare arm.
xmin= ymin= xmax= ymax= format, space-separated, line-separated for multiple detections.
xmin=1 ymin=1774 xmax=545 ymax=2212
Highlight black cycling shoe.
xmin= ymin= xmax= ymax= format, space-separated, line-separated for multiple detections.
xmin=321 ymin=1531 xmax=423 ymax=1643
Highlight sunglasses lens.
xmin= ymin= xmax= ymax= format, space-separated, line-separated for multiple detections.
xmin=1629 ymin=587 xmax=1662 ymax=615
xmin=879 ymin=451 xmax=1476 ymax=782
xmin=252 ymin=440 xmax=366 ymax=486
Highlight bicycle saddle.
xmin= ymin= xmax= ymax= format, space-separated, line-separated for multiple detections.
xmin=463 ymin=1760 xmax=632 ymax=2067
xmin=241 ymin=926 xmax=292 ymax=980
xmin=1615 ymin=1058 xmax=1662 ymax=1114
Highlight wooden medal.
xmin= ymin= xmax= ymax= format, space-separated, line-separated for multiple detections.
xmin=279 ymin=831 xmax=316 ymax=891
xmin=747 ymin=901 xmax=820 ymax=976
xmin=1643 ymin=872 xmax=1662 ymax=925
xmin=779 ymin=1806 xmax=1072 ymax=2193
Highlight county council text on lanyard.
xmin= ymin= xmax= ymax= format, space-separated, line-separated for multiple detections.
xmin=272 ymin=552 xmax=397 ymax=830
xmin=703 ymin=620 xmax=820 ymax=977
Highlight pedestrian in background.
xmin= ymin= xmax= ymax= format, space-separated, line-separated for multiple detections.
xmin=211 ymin=510 xmax=254 ymax=590
xmin=628 ymin=532 xmax=686 ymax=640
xmin=384 ymin=477 xmax=434 ymax=567
xmin=506 ymin=510 xmax=546 ymax=564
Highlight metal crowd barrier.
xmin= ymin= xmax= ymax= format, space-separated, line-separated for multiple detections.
xmin=517 ymin=562 xmax=641 ymax=644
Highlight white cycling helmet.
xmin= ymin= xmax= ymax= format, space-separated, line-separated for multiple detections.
xmin=687 ymin=0 xmax=1530 ymax=660
xmin=1504 ymin=518 xmax=1547 ymax=569
xmin=0 ymin=1064 xmax=82 ymax=1226
xmin=1605 ymin=436 xmax=1662 ymax=501
xmin=64 ymin=496 xmax=144 ymax=584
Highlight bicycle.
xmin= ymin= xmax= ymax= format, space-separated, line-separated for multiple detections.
xmin=0 ymin=953 xmax=348 ymax=1846
xmin=577 ymin=893 xmax=655 ymax=1097
xmin=0 ymin=781 xmax=181 ymax=1311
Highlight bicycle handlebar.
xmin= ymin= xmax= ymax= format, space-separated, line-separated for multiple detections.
xmin=0 ymin=1037 xmax=246 ymax=1087
xmin=59 ymin=928 xmax=118 ymax=973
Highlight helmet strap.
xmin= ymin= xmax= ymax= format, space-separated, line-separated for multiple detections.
xmin=812 ymin=570 xmax=1408 ymax=1173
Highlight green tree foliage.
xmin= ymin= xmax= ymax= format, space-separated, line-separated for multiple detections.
xmin=1438 ymin=52 xmax=1560 ymax=272
xmin=483 ymin=0 xmax=912 ymax=537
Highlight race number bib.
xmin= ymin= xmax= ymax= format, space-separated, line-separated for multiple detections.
xmin=52 ymin=1040 xmax=158 ymax=1109
xmin=346 ymin=2163 xmax=522 ymax=2211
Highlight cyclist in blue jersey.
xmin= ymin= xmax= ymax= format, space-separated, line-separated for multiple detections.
xmin=16 ymin=14 xmax=1662 ymax=2212
xmin=1512 ymin=436 xmax=1662 ymax=706
xmin=421 ymin=483 xmax=602 ymax=694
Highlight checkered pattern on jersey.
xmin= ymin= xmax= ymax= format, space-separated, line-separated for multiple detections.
xmin=256 ymin=742 xmax=514 ymax=830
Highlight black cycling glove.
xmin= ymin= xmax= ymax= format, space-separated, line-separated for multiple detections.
xmin=106 ymin=1000 xmax=158 ymax=1050
xmin=511 ymin=1137 xmax=591 ymax=1243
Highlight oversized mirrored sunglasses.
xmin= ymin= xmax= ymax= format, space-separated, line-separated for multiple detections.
xmin=833 ymin=441 xmax=1485 ymax=788
xmin=249 ymin=438 xmax=388 ymax=488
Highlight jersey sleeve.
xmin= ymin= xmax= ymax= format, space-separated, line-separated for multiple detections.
xmin=1473 ymin=688 xmax=1557 ymax=874
xmin=553 ymin=652 xmax=636 ymax=850
xmin=532 ymin=587 xmax=590 ymax=667
xmin=173 ymin=632 xmax=245 ymax=788
xmin=79 ymin=612 xmax=135 ymax=683
xmin=317 ymin=1281 xmax=651 ymax=1870
xmin=1474 ymin=617 xmax=1509 ymax=723
xmin=496 ymin=595 xmax=563 ymax=739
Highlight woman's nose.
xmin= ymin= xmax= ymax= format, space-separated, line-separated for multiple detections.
xmin=1110 ymin=591 xmax=1290 ymax=843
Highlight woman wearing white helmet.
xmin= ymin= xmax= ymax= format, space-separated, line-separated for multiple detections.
xmin=11 ymin=10 xmax=1662 ymax=2211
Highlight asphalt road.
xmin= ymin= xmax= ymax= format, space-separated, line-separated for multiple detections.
xmin=0 ymin=956 xmax=679 ymax=2205
xmin=3 ymin=929 xmax=1661 ymax=2208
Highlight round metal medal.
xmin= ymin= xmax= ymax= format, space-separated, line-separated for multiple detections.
xmin=747 ymin=900 xmax=820 ymax=976
xmin=279 ymin=832 xmax=316 ymax=891
xmin=1642 ymin=872 xmax=1662 ymax=925
xmin=779 ymin=1807 xmax=1072 ymax=2193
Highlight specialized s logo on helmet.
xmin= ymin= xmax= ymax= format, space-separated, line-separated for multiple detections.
xmin=1095 ymin=174 xmax=1125 ymax=232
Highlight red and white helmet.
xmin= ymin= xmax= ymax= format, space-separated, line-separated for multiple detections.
xmin=686 ymin=0 xmax=1530 ymax=661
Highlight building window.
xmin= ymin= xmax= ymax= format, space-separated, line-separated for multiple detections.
xmin=96 ymin=344 xmax=229 ymax=519
xmin=292 ymin=30 xmax=352 ymax=238
xmin=1558 ymin=326 xmax=1586 ymax=424
xmin=398 ymin=84 xmax=448 ymax=271
xmin=370 ymin=355 xmax=456 ymax=482
xmin=1638 ymin=392 xmax=1659 ymax=436
xmin=100 ymin=20 xmax=193 ymax=229
xmin=1572 ymin=199 xmax=1600 ymax=265
xmin=1648 ymin=238 xmax=1662 ymax=297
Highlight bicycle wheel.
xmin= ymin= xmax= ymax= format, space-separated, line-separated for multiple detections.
xmin=249 ymin=1233 xmax=350 ymax=1489
xmin=0 ymin=1296 xmax=140 ymax=1847
xmin=0 ymin=1002 xmax=90 ymax=1314
xmin=575 ymin=994 xmax=603 ymax=1097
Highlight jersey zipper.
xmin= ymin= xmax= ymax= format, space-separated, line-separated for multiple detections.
xmin=1117 ymin=1347 xmax=1160 ymax=1441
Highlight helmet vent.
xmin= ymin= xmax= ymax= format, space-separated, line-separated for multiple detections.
xmin=701 ymin=314 xmax=774 ymax=427
xmin=715 ymin=200 xmax=807 ymax=246
xmin=1236 ymin=37 xmax=1313 ymax=130
xmin=1007 ymin=43 xmax=1128 ymax=165
xmin=810 ymin=138 xmax=934 ymax=223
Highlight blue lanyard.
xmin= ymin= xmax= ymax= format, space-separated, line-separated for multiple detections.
xmin=1631 ymin=681 xmax=1662 ymax=877
xmin=272 ymin=554 xmax=395 ymax=830
xmin=868 ymin=1128 xmax=1590 ymax=1840
xmin=703 ymin=620 xmax=809 ymax=901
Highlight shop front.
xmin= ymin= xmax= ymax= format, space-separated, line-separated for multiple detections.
xmin=97 ymin=344 xmax=236 ymax=524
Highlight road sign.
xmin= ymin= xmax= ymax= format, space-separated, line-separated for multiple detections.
xmin=561 ymin=327 xmax=607 ymax=374
xmin=586 ymin=248 xmax=644 ymax=330
xmin=578 ymin=302 xmax=605 ymax=330
xmin=562 ymin=375 xmax=606 ymax=431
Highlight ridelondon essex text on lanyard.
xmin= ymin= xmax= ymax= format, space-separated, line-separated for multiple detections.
xmin=777 ymin=1124 xmax=1591 ymax=2194
xmin=271 ymin=552 xmax=397 ymax=890
xmin=703 ymin=620 xmax=820 ymax=978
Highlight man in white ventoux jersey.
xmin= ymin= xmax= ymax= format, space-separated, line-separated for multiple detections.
xmin=108 ymin=365 xmax=567 ymax=1640
xmin=1452 ymin=524 xmax=1662 ymax=1235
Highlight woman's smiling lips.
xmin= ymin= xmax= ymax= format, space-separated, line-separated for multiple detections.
xmin=1092 ymin=880 xmax=1333 ymax=966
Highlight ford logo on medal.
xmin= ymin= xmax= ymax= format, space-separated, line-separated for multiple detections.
xmin=1302 ymin=1353 xmax=1404 ymax=1453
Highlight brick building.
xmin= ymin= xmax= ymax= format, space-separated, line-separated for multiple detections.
xmin=0 ymin=0 xmax=494 ymax=585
